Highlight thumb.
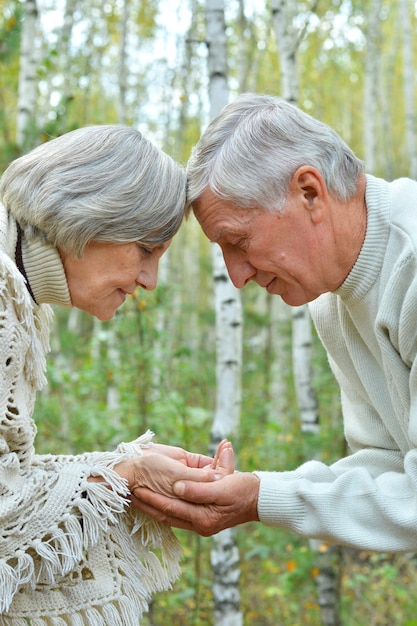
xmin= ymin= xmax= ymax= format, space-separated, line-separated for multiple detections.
xmin=173 ymin=464 xmax=221 ymax=496
xmin=173 ymin=480 xmax=187 ymax=497
xmin=173 ymin=475 xmax=220 ymax=500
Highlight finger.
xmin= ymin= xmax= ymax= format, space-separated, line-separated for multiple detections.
xmin=172 ymin=477 xmax=227 ymax=502
xmin=150 ymin=444 xmax=214 ymax=468
xmin=216 ymin=445 xmax=235 ymax=475
xmin=132 ymin=488 xmax=201 ymax=525
xmin=185 ymin=451 xmax=215 ymax=468
xmin=169 ymin=465 xmax=219 ymax=484
xmin=130 ymin=494 xmax=201 ymax=532
xmin=211 ymin=439 xmax=228 ymax=469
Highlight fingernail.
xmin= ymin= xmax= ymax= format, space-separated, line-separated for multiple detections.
xmin=173 ymin=481 xmax=185 ymax=496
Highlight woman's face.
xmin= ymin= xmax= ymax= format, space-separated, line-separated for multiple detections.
xmin=59 ymin=240 xmax=170 ymax=321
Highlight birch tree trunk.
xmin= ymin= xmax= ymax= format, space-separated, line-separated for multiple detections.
xmin=205 ymin=1 xmax=243 ymax=624
xmin=291 ymin=305 xmax=319 ymax=434
xmin=267 ymin=296 xmax=290 ymax=425
xmin=270 ymin=0 xmax=298 ymax=103
xmin=380 ymin=19 xmax=400 ymax=180
xmin=117 ymin=0 xmax=129 ymax=125
xmin=399 ymin=0 xmax=417 ymax=179
xmin=235 ymin=0 xmax=263 ymax=94
xmin=363 ymin=0 xmax=382 ymax=173
xmin=59 ymin=0 xmax=77 ymax=101
xmin=270 ymin=2 xmax=341 ymax=623
xmin=150 ymin=250 xmax=170 ymax=400
xmin=17 ymin=0 xmax=39 ymax=149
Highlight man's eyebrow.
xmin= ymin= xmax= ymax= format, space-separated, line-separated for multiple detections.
xmin=213 ymin=228 xmax=235 ymax=243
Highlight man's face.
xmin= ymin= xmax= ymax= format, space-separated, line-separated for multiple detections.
xmin=193 ymin=187 xmax=331 ymax=306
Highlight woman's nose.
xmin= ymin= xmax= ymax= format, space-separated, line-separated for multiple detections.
xmin=137 ymin=260 xmax=159 ymax=291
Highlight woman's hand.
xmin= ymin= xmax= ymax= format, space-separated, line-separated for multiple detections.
xmin=113 ymin=439 xmax=235 ymax=500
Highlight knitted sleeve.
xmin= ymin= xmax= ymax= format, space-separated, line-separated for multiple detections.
xmin=255 ymin=262 xmax=417 ymax=553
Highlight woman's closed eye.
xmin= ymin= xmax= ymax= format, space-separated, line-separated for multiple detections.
xmin=137 ymin=243 xmax=153 ymax=255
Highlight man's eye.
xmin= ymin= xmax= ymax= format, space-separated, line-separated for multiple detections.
xmin=230 ymin=238 xmax=246 ymax=249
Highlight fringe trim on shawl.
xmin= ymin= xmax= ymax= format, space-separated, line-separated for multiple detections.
xmin=0 ymin=434 xmax=182 ymax=622
xmin=0 ymin=520 xmax=181 ymax=625
xmin=0 ymin=476 xmax=127 ymax=612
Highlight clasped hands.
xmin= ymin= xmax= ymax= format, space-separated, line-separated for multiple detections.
xmin=115 ymin=439 xmax=260 ymax=536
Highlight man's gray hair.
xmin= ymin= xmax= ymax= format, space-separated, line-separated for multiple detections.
xmin=0 ymin=125 xmax=186 ymax=256
xmin=186 ymin=92 xmax=364 ymax=211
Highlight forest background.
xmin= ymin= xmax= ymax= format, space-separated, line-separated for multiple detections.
xmin=1 ymin=0 xmax=417 ymax=624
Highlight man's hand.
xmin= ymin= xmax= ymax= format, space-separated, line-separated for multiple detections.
xmin=130 ymin=471 xmax=260 ymax=536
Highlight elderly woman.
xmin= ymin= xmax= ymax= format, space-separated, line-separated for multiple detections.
xmin=0 ymin=125 xmax=220 ymax=625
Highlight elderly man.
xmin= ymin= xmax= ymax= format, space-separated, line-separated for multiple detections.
xmin=132 ymin=93 xmax=417 ymax=553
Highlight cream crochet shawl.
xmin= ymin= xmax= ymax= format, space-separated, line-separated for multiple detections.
xmin=0 ymin=203 xmax=181 ymax=624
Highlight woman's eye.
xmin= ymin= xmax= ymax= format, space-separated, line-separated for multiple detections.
xmin=138 ymin=244 xmax=152 ymax=255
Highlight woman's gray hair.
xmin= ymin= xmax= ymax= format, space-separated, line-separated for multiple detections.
xmin=186 ymin=93 xmax=364 ymax=211
xmin=0 ymin=125 xmax=186 ymax=256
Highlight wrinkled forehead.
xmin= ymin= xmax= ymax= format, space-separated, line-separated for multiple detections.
xmin=193 ymin=189 xmax=254 ymax=242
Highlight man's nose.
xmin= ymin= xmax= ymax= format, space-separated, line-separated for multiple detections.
xmin=223 ymin=252 xmax=256 ymax=289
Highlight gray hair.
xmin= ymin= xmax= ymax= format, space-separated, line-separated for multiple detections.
xmin=186 ymin=93 xmax=364 ymax=211
xmin=0 ymin=125 xmax=186 ymax=256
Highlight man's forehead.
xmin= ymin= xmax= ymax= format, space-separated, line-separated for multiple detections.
xmin=193 ymin=189 xmax=255 ymax=238
xmin=193 ymin=188 xmax=224 ymax=212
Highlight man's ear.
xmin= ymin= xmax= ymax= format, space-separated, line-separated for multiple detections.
xmin=290 ymin=166 xmax=328 ymax=224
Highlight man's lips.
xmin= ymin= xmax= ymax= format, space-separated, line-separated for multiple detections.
xmin=266 ymin=278 xmax=277 ymax=294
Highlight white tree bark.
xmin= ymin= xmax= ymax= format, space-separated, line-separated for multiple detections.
xmin=206 ymin=0 xmax=230 ymax=119
xmin=399 ymin=0 xmax=417 ymax=178
xmin=17 ymin=0 xmax=39 ymax=147
xmin=210 ymin=528 xmax=242 ymax=626
xmin=117 ymin=0 xmax=129 ymax=125
xmin=291 ymin=305 xmax=319 ymax=433
xmin=363 ymin=0 xmax=382 ymax=173
xmin=151 ymin=250 xmax=170 ymax=400
xmin=211 ymin=245 xmax=243 ymax=440
xmin=270 ymin=0 xmax=299 ymax=102
xmin=268 ymin=295 xmax=291 ymax=425
xmin=205 ymin=1 xmax=243 ymax=624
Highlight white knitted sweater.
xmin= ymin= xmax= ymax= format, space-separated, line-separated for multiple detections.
xmin=256 ymin=175 xmax=417 ymax=552
xmin=0 ymin=203 xmax=181 ymax=624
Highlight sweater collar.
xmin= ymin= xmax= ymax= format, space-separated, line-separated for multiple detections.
xmin=335 ymin=174 xmax=391 ymax=303
xmin=0 ymin=202 xmax=72 ymax=307
xmin=20 ymin=230 xmax=72 ymax=307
